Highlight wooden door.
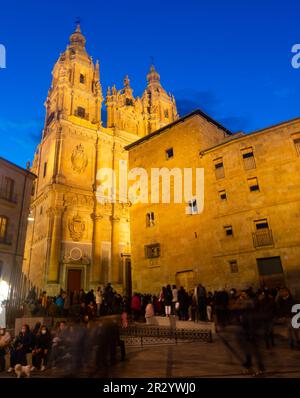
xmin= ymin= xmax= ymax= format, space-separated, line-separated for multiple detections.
xmin=67 ymin=269 xmax=82 ymax=292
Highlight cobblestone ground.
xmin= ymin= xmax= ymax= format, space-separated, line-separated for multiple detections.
xmin=1 ymin=330 xmax=299 ymax=378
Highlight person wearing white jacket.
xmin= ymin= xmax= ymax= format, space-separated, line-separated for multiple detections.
xmin=95 ymin=287 xmax=103 ymax=316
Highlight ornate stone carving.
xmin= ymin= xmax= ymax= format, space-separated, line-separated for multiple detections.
xmin=71 ymin=144 xmax=88 ymax=173
xmin=68 ymin=214 xmax=85 ymax=241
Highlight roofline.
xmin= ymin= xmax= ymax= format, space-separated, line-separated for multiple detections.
xmin=125 ymin=109 xmax=232 ymax=150
xmin=0 ymin=157 xmax=37 ymax=179
xmin=201 ymin=116 xmax=300 ymax=155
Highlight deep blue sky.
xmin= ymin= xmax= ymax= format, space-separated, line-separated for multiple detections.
xmin=1 ymin=0 xmax=300 ymax=168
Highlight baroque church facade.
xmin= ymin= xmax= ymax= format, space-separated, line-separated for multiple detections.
xmin=22 ymin=24 xmax=178 ymax=296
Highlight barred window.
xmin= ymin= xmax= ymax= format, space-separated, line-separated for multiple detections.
xmin=146 ymin=212 xmax=155 ymax=227
xmin=241 ymin=147 xmax=256 ymax=170
xmin=214 ymin=158 xmax=225 ymax=179
xmin=187 ymin=198 xmax=198 ymax=215
xmin=294 ymin=138 xmax=300 ymax=157
xmin=145 ymin=243 xmax=160 ymax=259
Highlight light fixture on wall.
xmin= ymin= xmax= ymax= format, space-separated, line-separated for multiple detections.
xmin=27 ymin=210 xmax=34 ymax=222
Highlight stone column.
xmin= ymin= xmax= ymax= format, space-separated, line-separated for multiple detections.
xmin=47 ymin=207 xmax=64 ymax=283
xmin=110 ymin=215 xmax=120 ymax=285
xmin=91 ymin=213 xmax=103 ymax=284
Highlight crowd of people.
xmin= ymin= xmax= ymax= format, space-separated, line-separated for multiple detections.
xmin=0 ymin=319 xmax=125 ymax=375
xmin=2 ymin=282 xmax=297 ymax=376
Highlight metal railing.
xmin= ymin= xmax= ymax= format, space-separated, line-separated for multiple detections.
xmin=120 ymin=325 xmax=212 ymax=346
xmin=252 ymin=229 xmax=274 ymax=248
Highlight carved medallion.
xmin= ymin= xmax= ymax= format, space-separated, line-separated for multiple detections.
xmin=71 ymin=144 xmax=88 ymax=173
xmin=68 ymin=214 xmax=85 ymax=241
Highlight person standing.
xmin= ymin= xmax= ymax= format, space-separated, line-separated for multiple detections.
xmin=171 ymin=285 xmax=178 ymax=315
xmin=164 ymin=285 xmax=173 ymax=317
xmin=0 ymin=327 xmax=11 ymax=372
xmin=145 ymin=300 xmax=155 ymax=325
xmin=197 ymin=284 xmax=207 ymax=321
xmin=96 ymin=287 xmax=103 ymax=316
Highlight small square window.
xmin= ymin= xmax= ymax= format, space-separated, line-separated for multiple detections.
xmin=165 ymin=148 xmax=174 ymax=159
xmin=224 ymin=225 xmax=233 ymax=236
xmin=229 ymin=260 xmax=238 ymax=273
xmin=255 ymin=219 xmax=269 ymax=230
xmin=219 ymin=190 xmax=227 ymax=201
xmin=77 ymin=106 xmax=86 ymax=118
xmin=248 ymin=177 xmax=259 ymax=192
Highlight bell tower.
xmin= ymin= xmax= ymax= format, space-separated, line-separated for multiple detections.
xmin=142 ymin=64 xmax=178 ymax=133
xmin=44 ymin=23 xmax=102 ymax=136
xmin=23 ymin=24 xmax=104 ymax=295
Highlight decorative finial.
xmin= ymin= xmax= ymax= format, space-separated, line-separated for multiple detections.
xmin=124 ymin=75 xmax=130 ymax=87
xmin=75 ymin=17 xmax=81 ymax=31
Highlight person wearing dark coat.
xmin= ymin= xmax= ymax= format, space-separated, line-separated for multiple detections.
xmin=164 ymin=285 xmax=173 ymax=317
xmin=8 ymin=324 xmax=32 ymax=372
xmin=197 ymin=284 xmax=207 ymax=321
xmin=32 ymin=325 xmax=52 ymax=371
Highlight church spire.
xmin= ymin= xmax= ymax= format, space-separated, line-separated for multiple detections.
xmin=146 ymin=64 xmax=161 ymax=87
xmin=69 ymin=22 xmax=86 ymax=48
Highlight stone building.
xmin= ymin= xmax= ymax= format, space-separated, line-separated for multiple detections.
xmin=125 ymin=110 xmax=300 ymax=298
xmin=22 ymin=24 xmax=177 ymax=296
xmin=0 ymin=157 xmax=36 ymax=312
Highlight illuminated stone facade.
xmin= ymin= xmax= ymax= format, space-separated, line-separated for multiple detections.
xmin=22 ymin=25 xmax=177 ymax=295
xmin=126 ymin=111 xmax=300 ymax=298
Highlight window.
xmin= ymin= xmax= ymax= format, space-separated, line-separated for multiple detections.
xmin=164 ymin=109 xmax=169 ymax=118
xmin=0 ymin=216 xmax=8 ymax=241
xmin=241 ymin=147 xmax=256 ymax=170
xmin=214 ymin=158 xmax=225 ymax=179
xmin=165 ymin=148 xmax=174 ymax=159
xmin=40 ymin=206 xmax=43 ymax=216
xmin=248 ymin=177 xmax=260 ymax=192
xmin=253 ymin=219 xmax=273 ymax=247
xmin=80 ymin=73 xmax=85 ymax=84
xmin=146 ymin=212 xmax=155 ymax=227
xmin=76 ymin=106 xmax=86 ymax=118
xmin=255 ymin=219 xmax=269 ymax=230
xmin=0 ymin=260 xmax=2 ymax=278
xmin=224 ymin=225 xmax=233 ymax=236
xmin=219 ymin=190 xmax=227 ymax=201
xmin=1 ymin=177 xmax=14 ymax=201
xmin=187 ymin=198 xmax=198 ymax=215
xmin=294 ymin=138 xmax=300 ymax=157
xmin=145 ymin=243 xmax=160 ymax=259
xmin=47 ymin=112 xmax=55 ymax=125
xmin=43 ymin=162 xmax=47 ymax=178
xmin=229 ymin=260 xmax=238 ymax=273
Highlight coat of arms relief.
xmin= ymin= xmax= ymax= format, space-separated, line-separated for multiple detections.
xmin=71 ymin=144 xmax=88 ymax=173
xmin=68 ymin=214 xmax=85 ymax=241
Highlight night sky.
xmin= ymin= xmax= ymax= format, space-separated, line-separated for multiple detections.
xmin=0 ymin=0 xmax=300 ymax=167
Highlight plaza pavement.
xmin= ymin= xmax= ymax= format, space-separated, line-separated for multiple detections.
xmin=0 ymin=327 xmax=300 ymax=378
